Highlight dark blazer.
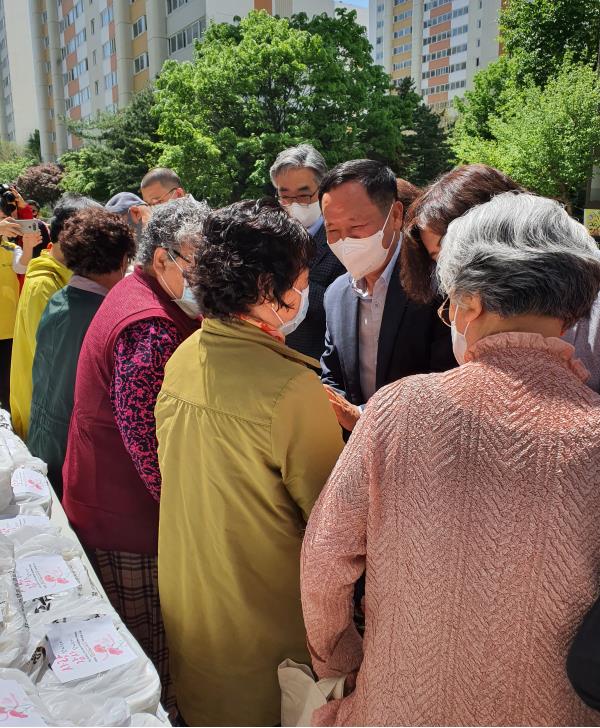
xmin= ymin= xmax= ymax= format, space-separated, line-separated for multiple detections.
xmin=286 ymin=221 xmax=346 ymax=361
xmin=320 ymin=261 xmax=456 ymax=405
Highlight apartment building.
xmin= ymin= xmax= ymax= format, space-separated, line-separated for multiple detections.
xmin=0 ymin=1 xmax=39 ymax=146
xmin=370 ymin=0 xmax=502 ymax=113
xmin=22 ymin=0 xmax=366 ymax=161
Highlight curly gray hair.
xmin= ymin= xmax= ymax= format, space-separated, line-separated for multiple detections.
xmin=436 ymin=192 xmax=600 ymax=329
xmin=137 ymin=197 xmax=210 ymax=267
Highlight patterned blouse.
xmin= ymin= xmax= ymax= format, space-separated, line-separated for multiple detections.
xmin=109 ymin=317 xmax=182 ymax=502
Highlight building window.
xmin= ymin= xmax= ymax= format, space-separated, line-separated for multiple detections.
xmin=65 ymin=28 xmax=87 ymax=55
xmin=49 ymin=108 xmax=54 ymax=119
xmin=104 ymin=71 xmax=118 ymax=89
xmin=168 ymin=18 xmax=206 ymax=55
xmin=95 ymin=80 xmax=99 ymax=94
xmin=103 ymin=38 xmax=116 ymax=58
xmin=51 ymin=131 xmax=56 ymax=142
xmin=167 ymin=0 xmax=189 ymax=12
xmin=392 ymin=42 xmax=411 ymax=55
xmin=393 ymin=26 xmax=411 ymax=38
xmin=44 ymin=36 xmax=50 ymax=47
xmin=476 ymin=57 xmax=480 ymax=66
xmin=42 ymin=10 xmax=48 ymax=23
xmin=105 ymin=102 xmax=117 ymax=113
xmin=132 ymin=15 xmax=147 ymax=38
xmin=91 ymin=18 xmax=95 ymax=34
xmin=64 ymin=58 xmax=89 ymax=84
xmin=376 ymin=3 xmax=384 ymax=11
xmin=101 ymin=5 xmax=114 ymax=27
xmin=48 ymin=84 xmax=52 ymax=95
xmin=92 ymin=49 xmax=97 ymax=65
xmin=393 ymin=9 xmax=411 ymax=22
xmin=45 ymin=61 xmax=51 ymax=73
xmin=59 ymin=0 xmax=84 ymax=32
xmin=133 ymin=52 xmax=149 ymax=74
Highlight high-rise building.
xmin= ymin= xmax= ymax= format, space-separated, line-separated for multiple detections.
xmin=370 ymin=0 xmax=502 ymax=113
xmin=0 ymin=0 xmax=39 ymax=146
xmin=21 ymin=0 xmax=367 ymax=161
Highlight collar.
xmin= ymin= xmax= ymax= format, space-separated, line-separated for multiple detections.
xmin=351 ymin=236 xmax=402 ymax=299
xmin=202 ymin=317 xmax=321 ymax=371
xmin=307 ymin=216 xmax=324 ymax=238
xmin=68 ymin=275 xmax=109 ymax=296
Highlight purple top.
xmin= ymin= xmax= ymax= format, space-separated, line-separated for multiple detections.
xmin=109 ymin=316 xmax=181 ymax=502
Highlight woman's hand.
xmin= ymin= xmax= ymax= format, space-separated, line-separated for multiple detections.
xmin=19 ymin=230 xmax=42 ymax=269
xmin=0 ymin=217 xmax=23 ymax=238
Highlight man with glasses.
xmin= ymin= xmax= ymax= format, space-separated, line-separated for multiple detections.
xmin=140 ymin=167 xmax=187 ymax=207
xmin=270 ymin=144 xmax=345 ymax=360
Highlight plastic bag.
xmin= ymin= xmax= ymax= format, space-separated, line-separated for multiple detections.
xmin=26 ymin=615 xmax=161 ymax=716
xmin=0 ymin=667 xmax=132 ymax=726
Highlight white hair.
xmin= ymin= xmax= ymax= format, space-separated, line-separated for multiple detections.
xmin=269 ymin=144 xmax=328 ymax=186
xmin=137 ymin=197 xmax=210 ymax=266
xmin=436 ymin=192 xmax=600 ymax=328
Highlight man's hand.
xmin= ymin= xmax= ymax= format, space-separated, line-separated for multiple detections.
xmin=0 ymin=218 xmax=23 ymax=238
xmin=323 ymin=385 xmax=361 ymax=432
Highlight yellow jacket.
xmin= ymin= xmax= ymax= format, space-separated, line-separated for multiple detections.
xmin=156 ymin=318 xmax=344 ymax=726
xmin=0 ymin=238 xmax=19 ymax=341
xmin=10 ymin=251 xmax=71 ymax=439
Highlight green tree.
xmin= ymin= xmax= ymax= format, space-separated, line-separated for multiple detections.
xmin=452 ymin=59 xmax=600 ymax=210
xmin=500 ymin=0 xmax=600 ymax=86
xmin=154 ymin=10 xmax=420 ymax=205
xmin=60 ymin=86 xmax=160 ymax=201
xmin=26 ymin=130 xmax=42 ymax=163
xmin=0 ymin=141 xmax=34 ymax=186
xmin=393 ymin=78 xmax=453 ymax=187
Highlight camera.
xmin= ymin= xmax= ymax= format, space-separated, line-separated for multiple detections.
xmin=0 ymin=184 xmax=18 ymax=216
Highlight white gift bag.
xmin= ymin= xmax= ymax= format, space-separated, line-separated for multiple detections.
xmin=278 ymin=659 xmax=345 ymax=727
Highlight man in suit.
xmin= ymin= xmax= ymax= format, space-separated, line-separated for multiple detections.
xmin=320 ymin=159 xmax=456 ymax=432
xmin=270 ymin=144 xmax=346 ymax=361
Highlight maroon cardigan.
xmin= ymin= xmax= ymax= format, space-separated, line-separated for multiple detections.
xmin=62 ymin=268 xmax=199 ymax=555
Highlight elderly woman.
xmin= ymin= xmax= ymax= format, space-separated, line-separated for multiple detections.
xmin=156 ymin=198 xmax=344 ymax=726
xmin=28 ymin=208 xmax=133 ymax=497
xmin=400 ymin=163 xmax=523 ymax=304
xmin=301 ymin=192 xmax=600 ymax=726
xmin=62 ymin=197 xmax=209 ymax=712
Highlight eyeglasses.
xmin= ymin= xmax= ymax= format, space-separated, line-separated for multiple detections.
xmin=167 ymin=248 xmax=193 ymax=265
xmin=276 ymin=190 xmax=318 ymax=207
xmin=437 ymin=296 xmax=452 ymax=327
xmin=149 ymin=187 xmax=178 ymax=206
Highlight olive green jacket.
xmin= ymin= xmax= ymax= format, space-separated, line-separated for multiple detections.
xmin=156 ymin=318 xmax=344 ymax=727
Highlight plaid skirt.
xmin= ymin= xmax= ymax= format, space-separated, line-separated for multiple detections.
xmin=92 ymin=549 xmax=176 ymax=713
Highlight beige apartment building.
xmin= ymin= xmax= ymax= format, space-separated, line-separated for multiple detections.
xmin=10 ymin=0 xmax=366 ymax=161
xmin=370 ymin=0 xmax=503 ymax=113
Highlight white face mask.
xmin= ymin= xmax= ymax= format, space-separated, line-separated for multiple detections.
xmin=450 ymin=305 xmax=470 ymax=365
xmin=287 ymin=201 xmax=321 ymax=230
xmin=160 ymin=252 xmax=202 ymax=319
xmin=328 ymin=206 xmax=394 ymax=280
xmin=272 ymin=285 xmax=309 ymax=337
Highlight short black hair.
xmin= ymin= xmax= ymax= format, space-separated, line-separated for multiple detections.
xmin=59 ymin=208 xmax=135 ymax=276
xmin=140 ymin=167 xmax=182 ymax=190
xmin=50 ymin=192 xmax=102 ymax=243
xmin=190 ymin=198 xmax=315 ymax=320
xmin=27 ymin=199 xmax=39 ymax=209
xmin=319 ymin=159 xmax=398 ymax=213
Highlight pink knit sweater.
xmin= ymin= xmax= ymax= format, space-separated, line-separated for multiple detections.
xmin=301 ymin=333 xmax=600 ymax=726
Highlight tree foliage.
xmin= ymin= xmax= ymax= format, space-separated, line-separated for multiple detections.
xmin=15 ymin=163 xmax=64 ymax=207
xmin=394 ymin=78 xmax=452 ymax=187
xmin=452 ymin=59 xmax=600 ymax=207
xmin=60 ymin=86 xmax=160 ymax=201
xmin=154 ymin=10 xmax=435 ymax=205
xmin=500 ymin=0 xmax=600 ymax=86
xmin=0 ymin=142 xmax=35 ymax=186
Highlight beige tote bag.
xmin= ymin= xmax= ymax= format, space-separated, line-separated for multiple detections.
xmin=278 ymin=658 xmax=345 ymax=727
